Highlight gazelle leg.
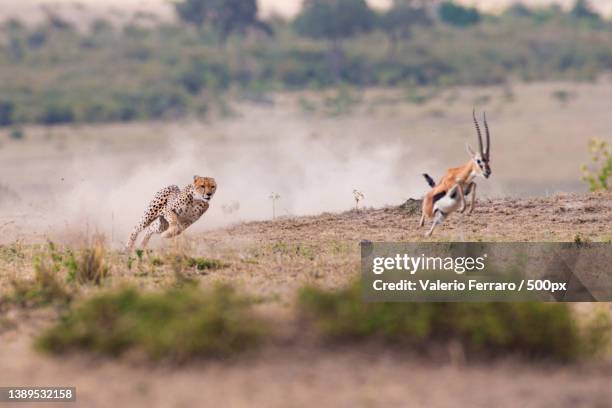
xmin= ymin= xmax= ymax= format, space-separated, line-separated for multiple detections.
xmin=426 ymin=211 xmax=445 ymax=237
xmin=468 ymin=183 xmax=477 ymax=214
xmin=420 ymin=194 xmax=434 ymax=228
xmin=457 ymin=183 xmax=467 ymax=213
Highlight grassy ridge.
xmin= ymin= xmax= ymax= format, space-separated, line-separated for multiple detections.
xmin=1 ymin=15 xmax=612 ymax=125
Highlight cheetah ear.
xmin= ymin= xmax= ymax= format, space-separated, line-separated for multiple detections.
xmin=193 ymin=175 xmax=199 ymax=182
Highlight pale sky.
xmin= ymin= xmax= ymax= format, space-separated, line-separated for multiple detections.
xmin=1 ymin=0 xmax=612 ymax=21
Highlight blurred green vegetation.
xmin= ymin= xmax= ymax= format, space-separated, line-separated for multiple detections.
xmin=36 ymin=284 xmax=268 ymax=362
xmin=7 ymin=255 xmax=73 ymax=308
xmin=298 ymin=281 xmax=610 ymax=360
xmin=0 ymin=0 xmax=610 ymax=125
xmin=581 ymin=138 xmax=612 ymax=191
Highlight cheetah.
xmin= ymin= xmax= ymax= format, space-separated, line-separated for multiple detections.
xmin=126 ymin=176 xmax=217 ymax=250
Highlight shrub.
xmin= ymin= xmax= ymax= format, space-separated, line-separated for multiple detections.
xmin=294 ymin=0 xmax=376 ymax=41
xmin=26 ymin=28 xmax=48 ymax=49
xmin=184 ymin=256 xmax=227 ymax=271
xmin=0 ymin=100 xmax=15 ymax=126
xmin=9 ymin=260 xmax=72 ymax=307
xmin=173 ymin=0 xmax=271 ymax=41
xmin=581 ymin=138 xmax=612 ymax=191
xmin=65 ymin=246 xmax=109 ymax=285
xmin=36 ymin=284 xmax=268 ymax=362
xmin=552 ymin=89 xmax=573 ymax=104
xmin=9 ymin=128 xmax=24 ymax=140
xmin=570 ymin=0 xmax=600 ymax=21
xmin=298 ymin=281 xmax=609 ymax=360
xmin=438 ymin=2 xmax=481 ymax=27
xmin=40 ymin=102 xmax=75 ymax=125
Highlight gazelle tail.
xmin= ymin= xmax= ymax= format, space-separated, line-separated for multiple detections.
xmin=422 ymin=173 xmax=436 ymax=188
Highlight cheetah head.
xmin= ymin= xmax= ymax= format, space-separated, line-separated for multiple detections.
xmin=193 ymin=175 xmax=217 ymax=202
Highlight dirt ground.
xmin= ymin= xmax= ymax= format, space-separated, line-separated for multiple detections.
xmin=1 ymin=192 xmax=612 ymax=408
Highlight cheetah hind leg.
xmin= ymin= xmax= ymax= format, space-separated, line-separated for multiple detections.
xmin=127 ymin=222 xmax=149 ymax=251
xmin=126 ymin=229 xmax=140 ymax=251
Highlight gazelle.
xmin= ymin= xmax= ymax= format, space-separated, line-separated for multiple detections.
xmin=419 ymin=110 xmax=492 ymax=236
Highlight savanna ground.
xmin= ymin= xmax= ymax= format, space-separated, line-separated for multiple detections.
xmin=1 ymin=82 xmax=612 ymax=407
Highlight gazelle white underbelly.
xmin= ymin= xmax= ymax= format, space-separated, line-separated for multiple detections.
xmin=434 ymin=185 xmax=462 ymax=215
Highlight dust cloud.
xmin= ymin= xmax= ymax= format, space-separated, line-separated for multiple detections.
xmin=3 ymin=129 xmax=433 ymax=246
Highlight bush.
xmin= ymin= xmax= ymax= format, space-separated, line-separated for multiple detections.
xmin=36 ymin=285 xmax=267 ymax=362
xmin=0 ymin=100 xmax=15 ymax=126
xmin=570 ymin=0 xmax=600 ymax=21
xmin=439 ymin=2 xmax=481 ymax=27
xmin=40 ymin=102 xmax=75 ymax=125
xmin=184 ymin=256 xmax=227 ymax=271
xmin=581 ymin=138 xmax=612 ymax=191
xmin=9 ymin=260 xmax=72 ymax=308
xmin=298 ymin=281 xmax=609 ymax=360
xmin=65 ymin=246 xmax=109 ymax=285
xmin=294 ymin=0 xmax=376 ymax=41
xmin=9 ymin=128 xmax=24 ymax=140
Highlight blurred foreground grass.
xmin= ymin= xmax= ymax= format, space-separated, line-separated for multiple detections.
xmin=36 ymin=284 xmax=268 ymax=362
xmin=298 ymin=281 xmax=610 ymax=361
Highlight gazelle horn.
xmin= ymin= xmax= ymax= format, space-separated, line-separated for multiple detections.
xmin=483 ymin=112 xmax=490 ymax=160
xmin=472 ymin=108 xmax=484 ymax=156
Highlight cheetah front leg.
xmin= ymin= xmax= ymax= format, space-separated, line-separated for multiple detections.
xmin=160 ymin=209 xmax=184 ymax=238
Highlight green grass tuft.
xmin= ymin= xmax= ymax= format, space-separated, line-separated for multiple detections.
xmin=9 ymin=260 xmax=72 ymax=307
xmin=65 ymin=246 xmax=109 ymax=285
xmin=298 ymin=281 xmax=609 ymax=360
xmin=36 ymin=284 xmax=267 ymax=362
xmin=184 ymin=256 xmax=227 ymax=271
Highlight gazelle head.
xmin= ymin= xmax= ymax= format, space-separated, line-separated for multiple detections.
xmin=466 ymin=109 xmax=491 ymax=179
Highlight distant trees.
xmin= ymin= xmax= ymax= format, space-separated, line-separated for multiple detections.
xmin=173 ymin=0 xmax=272 ymax=41
xmin=501 ymin=1 xmax=601 ymax=24
xmin=438 ymin=1 xmax=480 ymax=27
xmin=379 ymin=0 xmax=431 ymax=58
xmin=502 ymin=3 xmax=533 ymax=19
xmin=294 ymin=0 xmax=376 ymax=79
xmin=570 ymin=0 xmax=600 ymax=21
xmin=294 ymin=0 xmax=376 ymax=42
